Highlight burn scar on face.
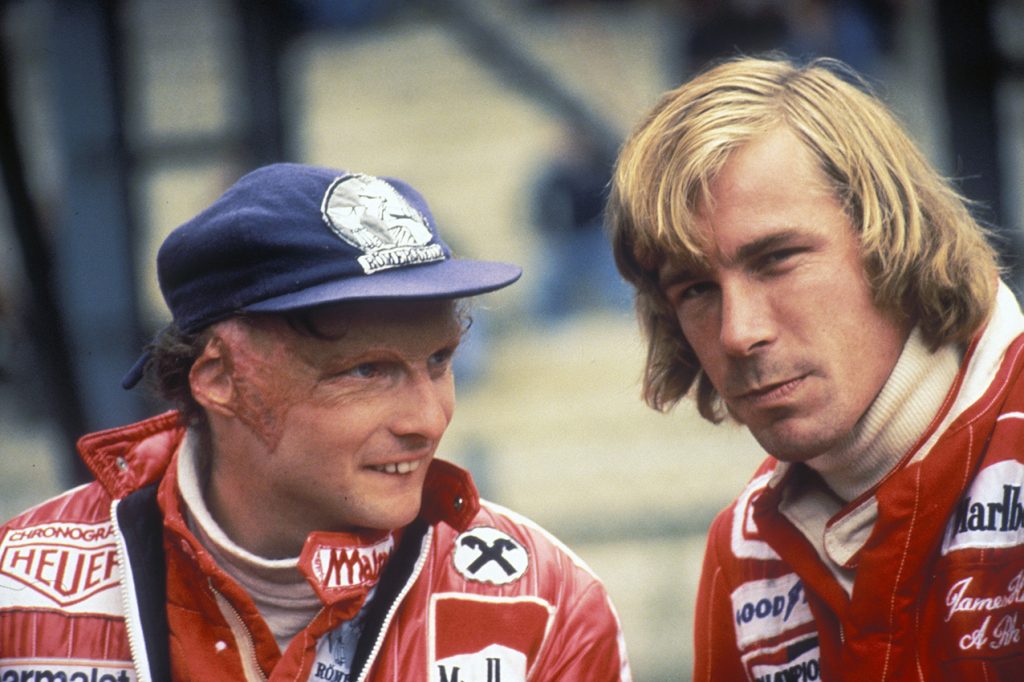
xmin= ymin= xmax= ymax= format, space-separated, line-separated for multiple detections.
xmin=214 ymin=317 xmax=316 ymax=452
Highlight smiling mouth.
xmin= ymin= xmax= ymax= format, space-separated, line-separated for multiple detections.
xmin=369 ymin=460 xmax=422 ymax=475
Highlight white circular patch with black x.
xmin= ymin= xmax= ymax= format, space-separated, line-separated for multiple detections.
xmin=452 ymin=527 xmax=529 ymax=585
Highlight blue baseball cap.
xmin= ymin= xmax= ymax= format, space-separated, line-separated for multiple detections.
xmin=122 ymin=163 xmax=522 ymax=388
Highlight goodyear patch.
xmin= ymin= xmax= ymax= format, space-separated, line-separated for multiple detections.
xmin=731 ymin=573 xmax=814 ymax=648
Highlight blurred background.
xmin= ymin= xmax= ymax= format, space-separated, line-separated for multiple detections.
xmin=1 ymin=0 xmax=1022 ymax=678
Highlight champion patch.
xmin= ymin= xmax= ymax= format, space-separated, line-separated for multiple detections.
xmin=299 ymin=530 xmax=394 ymax=604
xmin=452 ymin=527 xmax=528 ymax=585
xmin=429 ymin=594 xmax=554 ymax=682
xmin=731 ymin=573 xmax=814 ymax=648
xmin=0 ymin=521 xmax=121 ymax=611
xmin=743 ymin=635 xmax=822 ymax=682
xmin=942 ymin=460 xmax=1024 ymax=554
xmin=321 ymin=173 xmax=445 ymax=275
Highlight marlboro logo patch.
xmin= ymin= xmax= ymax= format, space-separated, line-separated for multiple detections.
xmin=429 ymin=594 xmax=554 ymax=682
xmin=0 ymin=521 xmax=121 ymax=611
xmin=299 ymin=530 xmax=394 ymax=603
xmin=943 ymin=460 xmax=1024 ymax=554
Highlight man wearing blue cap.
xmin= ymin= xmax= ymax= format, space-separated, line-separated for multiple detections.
xmin=0 ymin=164 xmax=632 ymax=681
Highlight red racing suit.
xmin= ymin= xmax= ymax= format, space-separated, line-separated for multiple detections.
xmin=694 ymin=284 xmax=1024 ymax=681
xmin=0 ymin=412 xmax=631 ymax=681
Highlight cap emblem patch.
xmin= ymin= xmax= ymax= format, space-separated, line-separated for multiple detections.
xmin=321 ymin=173 xmax=445 ymax=274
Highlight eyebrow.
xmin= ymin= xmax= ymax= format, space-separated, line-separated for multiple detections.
xmin=658 ymin=260 xmax=706 ymax=290
xmin=730 ymin=229 xmax=805 ymax=265
xmin=657 ymin=227 xmax=807 ymax=288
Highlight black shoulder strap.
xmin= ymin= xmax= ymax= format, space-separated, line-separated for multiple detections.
xmin=115 ymin=483 xmax=171 ymax=682
xmin=350 ymin=518 xmax=430 ymax=680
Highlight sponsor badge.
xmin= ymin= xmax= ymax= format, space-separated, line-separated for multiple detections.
xmin=321 ymin=173 xmax=445 ymax=275
xmin=744 ymin=635 xmax=822 ymax=682
xmin=0 ymin=660 xmax=136 ymax=682
xmin=299 ymin=530 xmax=394 ymax=604
xmin=943 ymin=460 xmax=1024 ymax=554
xmin=430 ymin=594 xmax=554 ymax=682
xmin=731 ymin=573 xmax=814 ymax=648
xmin=452 ymin=527 xmax=528 ymax=585
xmin=0 ymin=521 xmax=121 ymax=613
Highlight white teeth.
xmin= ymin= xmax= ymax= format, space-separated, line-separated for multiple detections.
xmin=371 ymin=460 xmax=421 ymax=475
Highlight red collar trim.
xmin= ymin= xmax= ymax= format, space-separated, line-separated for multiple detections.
xmin=420 ymin=459 xmax=480 ymax=531
xmin=77 ymin=411 xmax=184 ymax=499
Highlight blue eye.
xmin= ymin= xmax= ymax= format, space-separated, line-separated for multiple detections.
xmin=429 ymin=348 xmax=455 ymax=369
xmin=347 ymin=363 xmax=381 ymax=379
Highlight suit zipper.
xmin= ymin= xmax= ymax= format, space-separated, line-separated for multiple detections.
xmin=355 ymin=526 xmax=433 ymax=682
xmin=110 ymin=498 xmax=153 ymax=682
xmin=212 ymin=582 xmax=269 ymax=682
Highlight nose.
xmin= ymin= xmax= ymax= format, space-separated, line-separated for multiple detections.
xmin=719 ymin=280 xmax=775 ymax=357
xmin=390 ymin=370 xmax=454 ymax=446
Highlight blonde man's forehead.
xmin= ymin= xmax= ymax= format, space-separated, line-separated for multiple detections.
xmin=634 ymin=227 xmax=711 ymax=282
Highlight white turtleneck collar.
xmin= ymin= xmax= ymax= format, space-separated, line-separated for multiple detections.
xmin=177 ymin=434 xmax=322 ymax=652
xmin=805 ymin=326 xmax=963 ymax=503
xmin=776 ymin=327 xmax=962 ymax=594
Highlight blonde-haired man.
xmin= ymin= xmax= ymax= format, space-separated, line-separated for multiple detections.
xmin=609 ymin=56 xmax=1023 ymax=679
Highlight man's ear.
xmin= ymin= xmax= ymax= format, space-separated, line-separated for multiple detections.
xmin=190 ymin=335 xmax=236 ymax=417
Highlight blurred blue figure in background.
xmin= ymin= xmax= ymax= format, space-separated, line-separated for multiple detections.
xmin=529 ymin=130 xmax=632 ymax=321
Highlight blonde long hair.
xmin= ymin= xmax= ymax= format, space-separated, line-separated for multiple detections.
xmin=608 ymin=56 xmax=999 ymax=420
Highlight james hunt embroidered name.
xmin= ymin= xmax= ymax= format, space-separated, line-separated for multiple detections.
xmin=945 ymin=571 xmax=1024 ymax=623
xmin=943 ymin=568 xmax=1024 ymax=656
xmin=957 ymin=613 xmax=1023 ymax=653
